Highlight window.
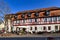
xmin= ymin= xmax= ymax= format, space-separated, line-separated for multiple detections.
xmin=23 ymin=20 xmax=25 ymax=23
xmin=57 ymin=17 xmax=60 ymax=21
xmin=21 ymin=14 xmax=25 ymax=18
xmin=35 ymin=18 xmax=37 ymax=22
xmin=28 ymin=19 xmax=30 ymax=23
xmin=45 ymin=10 xmax=50 ymax=16
xmin=47 ymin=18 xmax=52 ymax=22
xmin=14 ymin=21 xmax=16 ymax=24
xmin=44 ymin=18 xmax=47 ymax=22
xmin=55 ymin=26 xmax=58 ymax=30
xmin=21 ymin=20 xmax=23 ymax=23
xmin=35 ymin=27 xmax=37 ymax=30
xmin=37 ymin=18 xmax=40 ymax=22
xmin=48 ymin=26 xmax=51 ymax=30
xmin=14 ymin=15 xmax=17 ymax=19
xmin=28 ymin=19 xmax=32 ymax=23
xmin=43 ymin=26 xmax=46 ymax=30
xmin=32 ymin=19 xmax=35 ymax=22
xmin=27 ymin=13 xmax=31 ymax=17
xmin=17 ymin=20 xmax=20 ymax=24
xmin=34 ymin=13 xmax=39 ymax=17
xmin=25 ymin=20 xmax=27 ymax=23
xmin=53 ymin=17 xmax=57 ymax=22
xmin=20 ymin=20 xmax=22 ymax=24
xmin=30 ymin=27 xmax=32 ymax=30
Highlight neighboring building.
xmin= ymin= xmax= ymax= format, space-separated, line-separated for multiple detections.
xmin=0 ymin=22 xmax=4 ymax=30
xmin=5 ymin=7 xmax=60 ymax=33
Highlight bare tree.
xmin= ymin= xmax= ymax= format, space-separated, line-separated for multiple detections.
xmin=0 ymin=0 xmax=11 ymax=24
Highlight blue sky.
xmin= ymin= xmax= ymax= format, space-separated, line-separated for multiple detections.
xmin=4 ymin=0 xmax=60 ymax=13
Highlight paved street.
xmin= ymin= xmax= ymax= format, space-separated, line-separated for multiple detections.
xmin=0 ymin=33 xmax=60 ymax=37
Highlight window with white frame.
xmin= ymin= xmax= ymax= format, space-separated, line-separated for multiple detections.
xmin=21 ymin=20 xmax=23 ymax=23
xmin=48 ymin=26 xmax=51 ymax=30
xmin=29 ymin=19 xmax=32 ymax=23
xmin=14 ymin=21 xmax=16 ymax=24
xmin=52 ymin=17 xmax=57 ymax=22
xmin=44 ymin=18 xmax=47 ymax=22
xmin=23 ymin=20 xmax=25 ymax=23
xmin=57 ymin=17 xmax=60 ymax=21
xmin=28 ymin=19 xmax=30 ymax=23
xmin=25 ymin=20 xmax=27 ymax=23
xmin=35 ymin=18 xmax=37 ymax=22
xmin=32 ymin=19 xmax=35 ymax=22
xmin=37 ymin=18 xmax=40 ymax=22
xmin=47 ymin=17 xmax=52 ymax=22
xmin=17 ymin=20 xmax=20 ymax=24
xmin=20 ymin=20 xmax=21 ymax=24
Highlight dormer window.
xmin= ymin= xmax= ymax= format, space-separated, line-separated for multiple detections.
xmin=14 ymin=15 xmax=17 ymax=19
xmin=10 ymin=15 xmax=12 ymax=18
xmin=34 ymin=12 xmax=39 ymax=17
xmin=45 ymin=10 xmax=50 ymax=16
xmin=21 ymin=14 xmax=25 ymax=18
xmin=27 ymin=12 xmax=31 ymax=17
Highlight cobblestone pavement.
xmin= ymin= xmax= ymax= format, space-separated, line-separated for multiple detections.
xmin=0 ymin=33 xmax=60 ymax=37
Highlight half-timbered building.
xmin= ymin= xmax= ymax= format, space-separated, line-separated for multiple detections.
xmin=5 ymin=7 xmax=60 ymax=33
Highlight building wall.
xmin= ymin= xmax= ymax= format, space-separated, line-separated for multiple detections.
xmin=0 ymin=23 xmax=4 ymax=30
xmin=5 ymin=7 xmax=60 ymax=33
xmin=12 ymin=24 xmax=60 ymax=33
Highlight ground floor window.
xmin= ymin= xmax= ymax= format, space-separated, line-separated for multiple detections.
xmin=59 ymin=25 xmax=60 ymax=30
xmin=30 ymin=27 xmax=32 ymax=30
xmin=43 ymin=26 xmax=46 ymax=30
xmin=7 ymin=26 xmax=9 ymax=30
xmin=55 ymin=26 xmax=58 ymax=30
xmin=48 ymin=26 xmax=51 ymax=30
xmin=22 ymin=28 xmax=26 ymax=31
xmin=35 ymin=27 xmax=37 ymax=30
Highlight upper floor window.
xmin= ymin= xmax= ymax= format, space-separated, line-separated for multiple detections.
xmin=14 ymin=21 xmax=16 ymax=24
xmin=35 ymin=18 xmax=37 ymax=22
xmin=57 ymin=17 xmax=60 ymax=21
xmin=53 ymin=17 xmax=57 ymax=22
xmin=37 ymin=18 xmax=40 ymax=22
xmin=32 ymin=19 xmax=35 ymax=22
xmin=25 ymin=20 xmax=27 ymax=23
xmin=17 ymin=20 xmax=20 ymax=24
xmin=21 ymin=20 xmax=23 ymax=23
xmin=44 ymin=18 xmax=47 ymax=22
xmin=23 ymin=20 xmax=25 ymax=23
xmin=30 ymin=19 xmax=32 ymax=23
xmin=28 ymin=19 xmax=32 ymax=23
xmin=47 ymin=18 xmax=52 ymax=22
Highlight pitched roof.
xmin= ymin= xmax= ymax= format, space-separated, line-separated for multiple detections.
xmin=16 ymin=7 xmax=60 ymax=14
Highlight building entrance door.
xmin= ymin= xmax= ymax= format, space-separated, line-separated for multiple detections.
xmin=22 ymin=28 xmax=26 ymax=32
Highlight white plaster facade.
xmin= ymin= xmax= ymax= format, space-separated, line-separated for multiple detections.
xmin=0 ymin=23 xmax=4 ymax=30
xmin=11 ymin=24 xmax=60 ymax=33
